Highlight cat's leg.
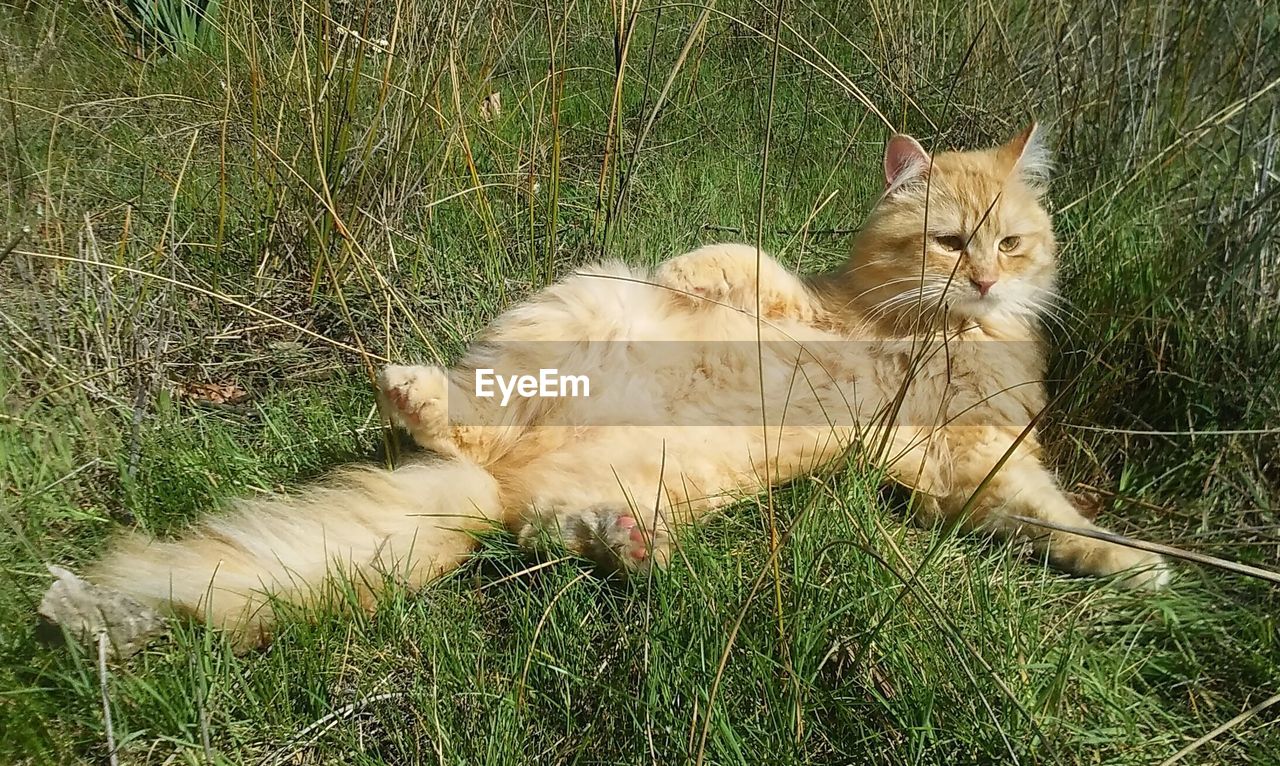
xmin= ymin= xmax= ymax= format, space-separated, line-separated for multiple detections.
xmin=517 ymin=504 xmax=672 ymax=573
xmin=924 ymin=435 xmax=1170 ymax=589
xmin=378 ymin=363 xmax=540 ymax=469
xmin=655 ymin=243 xmax=816 ymax=321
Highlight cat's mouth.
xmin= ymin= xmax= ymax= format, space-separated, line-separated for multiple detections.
xmin=942 ymin=293 xmax=1047 ymax=326
xmin=881 ymin=283 xmax=1039 ymax=324
xmin=943 ymin=292 xmax=1011 ymax=319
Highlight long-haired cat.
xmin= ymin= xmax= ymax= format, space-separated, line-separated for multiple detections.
xmin=48 ymin=125 xmax=1169 ymax=650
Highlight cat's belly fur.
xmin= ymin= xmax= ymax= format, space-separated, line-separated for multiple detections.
xmin=450 ymin=262 xmax=890 ymax=522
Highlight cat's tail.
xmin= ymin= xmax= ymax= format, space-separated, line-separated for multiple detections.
xmin=84 ymin=457 xmax=502 ymax=647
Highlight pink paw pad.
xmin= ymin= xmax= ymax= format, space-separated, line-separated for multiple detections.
xmin=612 ymin=514 xmax=650 ymax=561
xmin=547 ymin=504 xmax=670 ymax=572
xmin=384 ymin=386 xmax=417 ymax=421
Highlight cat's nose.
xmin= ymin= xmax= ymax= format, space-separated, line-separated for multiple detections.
xmin=970 ymin=278 xmax=997 ymax=297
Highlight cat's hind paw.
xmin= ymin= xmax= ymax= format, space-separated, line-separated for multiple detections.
xmin=520 ymin=505 xmax=671 ymax=573
xmin=655 ymin=258 xmax=736 ymax=308
xmin=654 ymin=245 xmax=815 ymax=321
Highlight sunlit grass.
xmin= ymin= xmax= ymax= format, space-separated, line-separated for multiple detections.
xmin=1 ymin=0 xmax=1277 ymax=763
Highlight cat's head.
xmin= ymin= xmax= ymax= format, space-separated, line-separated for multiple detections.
xmin=849 ymin=124 xmax=1057 ymax=329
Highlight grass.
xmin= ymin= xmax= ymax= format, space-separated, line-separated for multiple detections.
xmin=1 ymin=0 xmax=1278 ymax=762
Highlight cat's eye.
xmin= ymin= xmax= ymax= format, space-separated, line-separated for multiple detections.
xmin=999 ymin=236 xmax=1022 ymax=253
xmin=935 ymin=235 xmax=965 ymax=252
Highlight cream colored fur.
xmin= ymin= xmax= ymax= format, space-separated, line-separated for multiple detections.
xmin=89 ymin=460 xmax=500 ymax=647
xmin=84 ymin=126 xmax=1169 ymax=647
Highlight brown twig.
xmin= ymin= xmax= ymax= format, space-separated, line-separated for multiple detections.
xmin=1072 ymin=482 xmax=1176 ymax=515
xmin=266 ymin=692 xmax=406 ymax=766
xmin=97 ymin=632 xmax=120 ymax=766
xmin=700 ymin=223 xmax=860 ymax=237
xmin=1158 ymin=692 xmax=1280 ymax=766
xmin=0 ymin=226 xmax=30 ymax=264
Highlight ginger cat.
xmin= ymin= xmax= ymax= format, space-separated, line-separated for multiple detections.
xmin=57 ymin=125 xmax=1169 ymax=650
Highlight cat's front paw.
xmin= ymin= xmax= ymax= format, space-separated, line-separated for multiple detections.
xmin=1097 ymin=545 xmax=1172 ymax=590
xmin=376 ymin=365 xmax=456 ymax=452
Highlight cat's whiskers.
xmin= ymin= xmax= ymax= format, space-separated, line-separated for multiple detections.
xmin=1037 ymin=291 xmax=1086 ymax=321
xmin=865 ymin=285 xmax=949 ymax=328
xmin=840 ymin=277 xmax=934 ymax=311
xmin=1033 ymin=300 xmax=1075 ymax=339
xmin=1012 ymin=287 xmax=1081 ymax=339
xmin=842 ymin=258 xmax=893 ymax=275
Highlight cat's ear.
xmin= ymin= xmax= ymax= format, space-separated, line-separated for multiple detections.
xmin=1004 ymin=122 xmax=1052 ymax=185
xmin=883 ymin=134 xmax=931 ymax=192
